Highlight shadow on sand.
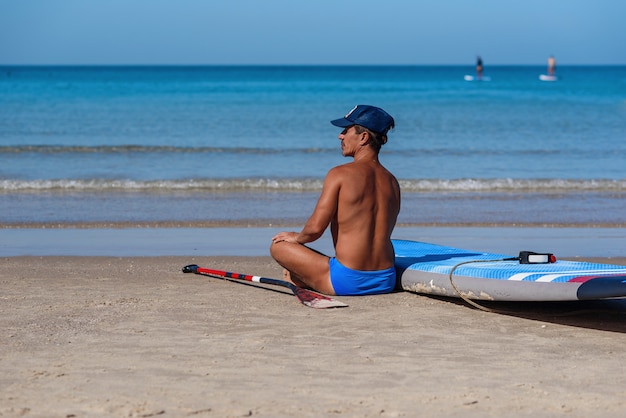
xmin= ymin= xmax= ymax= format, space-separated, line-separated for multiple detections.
xmin=422 ymin=294 xmax=626 ymax=333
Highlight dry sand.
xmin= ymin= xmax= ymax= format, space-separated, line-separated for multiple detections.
xmin=2 ymin=256 xmax=626 ymax=417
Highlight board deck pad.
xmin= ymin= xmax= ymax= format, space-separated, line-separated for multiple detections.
xmin=393 ymin=239 xmax=626 ymax=301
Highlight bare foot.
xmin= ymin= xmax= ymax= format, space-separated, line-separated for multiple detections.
xmin=282 ymin=269 xmax=310 ymax=289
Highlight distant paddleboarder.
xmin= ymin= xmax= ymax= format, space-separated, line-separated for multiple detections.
xmin=465 ymin=56 xmax=489 ymax=81
xmin=539 ymin=55 xmax=558 ymax=81
xmin=476 ymin=56 xmax=483 ymax=79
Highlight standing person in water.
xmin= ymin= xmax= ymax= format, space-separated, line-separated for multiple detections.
xmin=270 ymin=105 xmax=401 ymax=296
xmin=548 ymin=55 xmax=556 ymax=76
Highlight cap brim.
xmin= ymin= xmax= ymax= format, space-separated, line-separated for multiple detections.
xmin=330 ymin=118 xmax=353 ymax=128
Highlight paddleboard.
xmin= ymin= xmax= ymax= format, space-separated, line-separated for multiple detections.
xmin=393 ymin=239 xmax=626 ymax=302
xmin=539 ymin=74 xmax=557 ymax=81
xmin=464 ymin=75 xmax=491 ymax=81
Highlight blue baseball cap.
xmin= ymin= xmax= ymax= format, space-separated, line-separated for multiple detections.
xmin=331 ymin=105 xmax=395 ymax=134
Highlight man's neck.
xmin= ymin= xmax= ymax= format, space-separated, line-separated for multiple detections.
xmin=352 ymin=146 xmax=379 ymax=163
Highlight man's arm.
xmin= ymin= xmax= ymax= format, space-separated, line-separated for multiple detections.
xmin=272 ymin=167 xmax=341 ymax=244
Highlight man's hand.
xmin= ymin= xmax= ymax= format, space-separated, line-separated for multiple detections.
xmin=272 ymin=231 xmax=300 ymax=244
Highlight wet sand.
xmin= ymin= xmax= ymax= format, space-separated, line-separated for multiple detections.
xmin=2 ymin=255 xmax=626 ymax=417
xmin=4 ymin=226 xmax=626 ymax=257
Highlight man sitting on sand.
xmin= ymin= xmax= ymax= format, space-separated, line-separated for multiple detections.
xmin=270 ymin=105 xmax=401 ymax=296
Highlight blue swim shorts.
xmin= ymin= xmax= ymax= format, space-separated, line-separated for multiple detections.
xmin=329 ymin=257 xmax=396 ymax=296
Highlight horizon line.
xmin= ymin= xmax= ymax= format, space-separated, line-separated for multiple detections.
xmin=2 ymin=63 xmax=625 ymax=67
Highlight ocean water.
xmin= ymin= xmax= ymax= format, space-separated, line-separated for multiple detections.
xmin=1 ymin=65 xmax=625 ymax=227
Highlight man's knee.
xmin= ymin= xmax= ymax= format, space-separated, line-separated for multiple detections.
xmin=269 ymin=240 xmax=285 ymax=262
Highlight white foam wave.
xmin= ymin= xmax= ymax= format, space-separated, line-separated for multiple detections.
xmin=0 ymin=178 xmax=325 ymax=192
xmin=398 ymin=178 xmax=626 ymax=192
xmin=1 ymin=178 xmax=625 ymax=193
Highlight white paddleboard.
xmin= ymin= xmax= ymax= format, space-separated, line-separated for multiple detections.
xmin=464 ymin=75 xmax=491 ymax=81
xmin=539 ymin=74 xmax=557 ymax=82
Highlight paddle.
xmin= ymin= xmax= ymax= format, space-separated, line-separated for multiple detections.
xmin=182 ymin=264 xmax=348 ymax=309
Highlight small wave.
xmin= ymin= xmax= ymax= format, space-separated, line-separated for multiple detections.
xmin=0 ymin=178 xmax=325 ymax=192
xmin=398 ymin=178 xmax=626 ymax=192
xmin=2 ymin=178 xmax=626 ymax=193
xmin=0 ymin=145 xmax=334 ymax=155
xmin=0 ymin=145 xmax=607 ymax=157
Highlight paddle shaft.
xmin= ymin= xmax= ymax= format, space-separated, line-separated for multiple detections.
xmin=182 ymin=264 xmax=348 ymax=308
xmin=195 ymin=266 xmax=296 ymax=291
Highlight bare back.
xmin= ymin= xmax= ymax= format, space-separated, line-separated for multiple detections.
xmin=331 ymin=160 xmax=400 ymax=271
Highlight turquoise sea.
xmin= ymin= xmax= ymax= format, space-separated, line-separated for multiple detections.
xmin=1 ymin=65 xmax=625 ymax=227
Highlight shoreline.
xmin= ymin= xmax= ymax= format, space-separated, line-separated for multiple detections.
xmin=2 ymin=226 xmax=626 ymax=259
xmin=4 ymin=221 xmax=626 ymax=229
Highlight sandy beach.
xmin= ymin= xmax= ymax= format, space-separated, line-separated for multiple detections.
xmin=2 ymin=255 xmax=626 ymax=417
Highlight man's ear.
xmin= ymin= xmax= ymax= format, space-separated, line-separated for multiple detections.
xmin=358 ymin=131 xmax=370 ymax=146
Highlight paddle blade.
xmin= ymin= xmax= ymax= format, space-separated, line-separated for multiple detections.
xmin=294 ymin=287 xmax=348 ymax=309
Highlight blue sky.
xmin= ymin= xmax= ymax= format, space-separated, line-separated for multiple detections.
xmin=1 ymin=0 xmax=624 ymax=65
